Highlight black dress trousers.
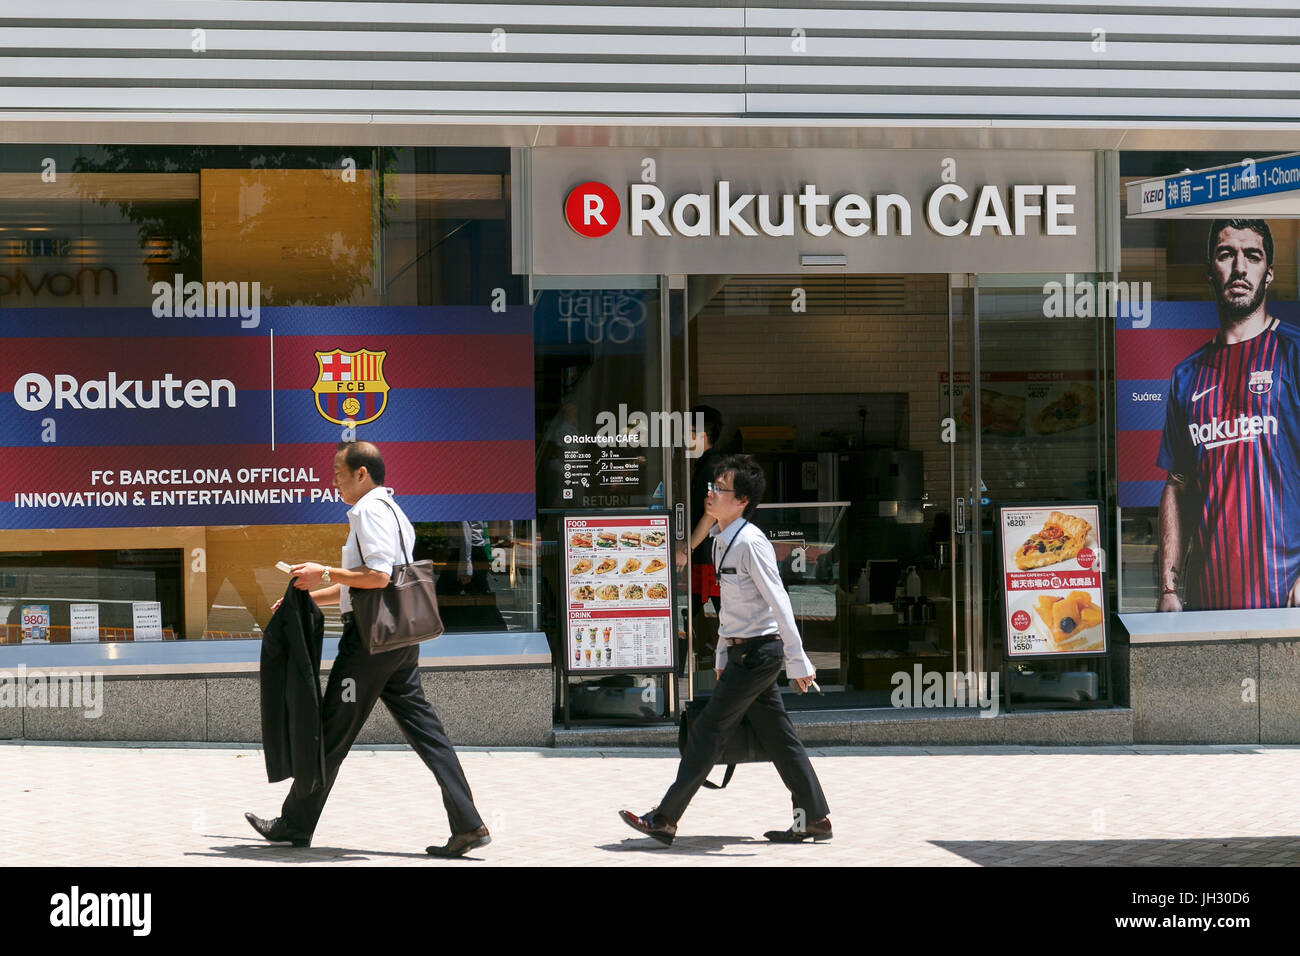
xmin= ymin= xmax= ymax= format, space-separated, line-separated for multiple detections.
xmin=658 ymin=636 xmax=830 ymax=824
xmin=280 ymin=617 xmax=484 ymax=837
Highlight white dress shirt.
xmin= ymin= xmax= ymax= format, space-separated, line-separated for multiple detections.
xmin=338 ymin=486 xmax=416 ymax=613
xmin=711 ymin=518 xmax=815 ymax=679
xmin=458 ymin=521 xmax=488 ymax=577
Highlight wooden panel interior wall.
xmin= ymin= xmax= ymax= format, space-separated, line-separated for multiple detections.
xmin=0 ymin=173 xmax=200 ymax=201
xmin=200 ymin=168 xmax=375 ymax=306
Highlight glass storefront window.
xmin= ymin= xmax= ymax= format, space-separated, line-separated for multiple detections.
xmin=682 ymin=273 xmax=962 ymax=705
xmin=0 ymin=548 xmax=182 ymax=642
xmin=661 ymin=270 xmax=1112 ymax=708
xmin=0 ymin=145 xmax=534 ymax=641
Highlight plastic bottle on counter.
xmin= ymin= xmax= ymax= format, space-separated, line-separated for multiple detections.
xmin=906 ymin=566 xmax=922 ymax=599
xmin=855 ymin=568 xmax=870 ymax=604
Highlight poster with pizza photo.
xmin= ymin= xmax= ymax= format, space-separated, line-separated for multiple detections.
xmin=999 ymin=502 xmax=1108 ymax=658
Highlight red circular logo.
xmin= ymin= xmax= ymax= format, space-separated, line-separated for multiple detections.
xmin=1076 ymin=548 xmax=1095 ymax=570
xmin=564 ymin=182 xmax=620 ymax=237
xmin=1011 ymin=610 xmax=1031 ymax=631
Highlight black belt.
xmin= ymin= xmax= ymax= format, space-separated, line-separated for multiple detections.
xmin=724 ymin=635 xmax=779 ymax=648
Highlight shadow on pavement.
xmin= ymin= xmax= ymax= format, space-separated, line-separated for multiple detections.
xmin=188 ymin=838 xmax=483 ymax=863
xmin=933 ymin=835 xmax=1300 ymax=866
xmin=598 ymin=835 xmax=763 ymax=857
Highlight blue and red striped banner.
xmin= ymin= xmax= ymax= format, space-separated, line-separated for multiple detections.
xmin=0 ymin=307 xmax=535 ymax=528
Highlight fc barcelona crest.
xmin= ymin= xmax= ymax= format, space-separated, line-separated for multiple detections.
xmin=1248 ymin=369 xmax=1273 ymax=395
xmin=312 ymin=349 xmax=390 ymax=425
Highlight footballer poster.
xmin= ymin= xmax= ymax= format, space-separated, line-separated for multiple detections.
xmin=1000 ymin=503 xmax=1107 ymax=658
xmin=1115 ymin=218 xmax=1300 ymax=612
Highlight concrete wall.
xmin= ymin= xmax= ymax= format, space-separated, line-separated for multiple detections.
xmin=1130 ymin=640 xmax=1300 ymax=744
xmin=0 ymin=666 xmax=554 ymax=747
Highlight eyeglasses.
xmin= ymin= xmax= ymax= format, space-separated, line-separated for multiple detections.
xmin=706 ymin=482 xmax=736 ymax=496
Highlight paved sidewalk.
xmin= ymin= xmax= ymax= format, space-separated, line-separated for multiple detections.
xmin=2 ymin=742 xmax=1299 ymax=866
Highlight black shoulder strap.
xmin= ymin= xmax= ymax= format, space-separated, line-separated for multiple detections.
xmin=714 ymin=518 xmax=748 ymax=576
xmin=701 ymin=765 xmax=736 ymax=790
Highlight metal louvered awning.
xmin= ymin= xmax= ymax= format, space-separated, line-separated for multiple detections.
xmin=0 ymin=0 xmax=1298 ymax=147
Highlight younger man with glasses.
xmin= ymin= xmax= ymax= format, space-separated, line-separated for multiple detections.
xmin=619 ymin=454 xmax=832 ymax=845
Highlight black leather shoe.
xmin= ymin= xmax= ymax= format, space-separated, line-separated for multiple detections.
xmin=618 ymin=809 xmax=677 ymax=846
xmin=764 ymin=817 xmax=832 ymax=843
xmin=426 ymin=826 xmax=491 ymax=858
xmin=244 ymin=811 xmax=312 ymax=847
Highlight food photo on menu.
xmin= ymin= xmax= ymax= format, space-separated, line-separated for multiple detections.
xmin=1013 ymin=510 xmax=1093 ymax=570
xmin=1007 ymin=592 xmax=1106 ymax=653
xmin=564 ymin=521 xmax=672 ymax=611
xmin=1033 ymin=591 xmax=1104 ymax=652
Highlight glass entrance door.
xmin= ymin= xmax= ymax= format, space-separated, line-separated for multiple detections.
xmin=973 ymin=272 xmax=1110 ymax=704
xmin=670 ymin=272 xmax=980 ymax=708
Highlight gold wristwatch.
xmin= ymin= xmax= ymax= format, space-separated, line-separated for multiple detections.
xmin=321 ymin=566 xmax=332 ymax=585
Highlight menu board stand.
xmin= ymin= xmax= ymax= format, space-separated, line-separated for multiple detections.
xmin=559 ymin=511 xmax=677 ymax=727
xmin=996 ymin=501 xmax=1113 ymax=713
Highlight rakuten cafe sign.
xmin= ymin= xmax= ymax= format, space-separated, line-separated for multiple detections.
xmin=527 ymin=149 xmax=1100 ymax=276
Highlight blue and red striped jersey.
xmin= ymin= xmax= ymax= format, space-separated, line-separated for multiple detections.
xmin=1157 ymin=317 xmax=1300 ymax=610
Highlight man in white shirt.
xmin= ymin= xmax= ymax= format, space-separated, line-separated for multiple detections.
xmin=245 ymin=440 xmax=490 ymax=858
xmin=619 ymin=454 xmax=832 ymax=845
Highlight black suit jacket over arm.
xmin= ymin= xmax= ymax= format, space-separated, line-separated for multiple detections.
xmin=260 ymin=583 xmax=326 ymax=792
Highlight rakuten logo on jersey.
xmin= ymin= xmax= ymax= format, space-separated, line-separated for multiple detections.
xmin=1188 ymin=413 xmax=1278 ymax=449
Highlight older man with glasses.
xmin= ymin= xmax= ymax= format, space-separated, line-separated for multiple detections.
xmin=618 ymin=453 xmax=832 ymax=846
